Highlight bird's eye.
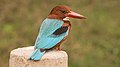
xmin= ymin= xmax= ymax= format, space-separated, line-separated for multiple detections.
xmin=60 ymin=10 xmax=67 ymax=14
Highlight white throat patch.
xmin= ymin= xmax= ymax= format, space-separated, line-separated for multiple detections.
xmin=63 ymin=17 xmax=70 ymax=21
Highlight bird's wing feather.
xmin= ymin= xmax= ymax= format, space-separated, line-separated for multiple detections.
xmin=34 ymin=18 xmax=68 ymax=49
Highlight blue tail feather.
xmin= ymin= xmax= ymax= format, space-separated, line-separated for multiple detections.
xmin=29 ymin=49 xmax=45 ymax=61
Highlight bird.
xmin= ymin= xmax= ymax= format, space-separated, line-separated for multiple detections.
xmin=29 ymin=5 xmax=86 ymax=61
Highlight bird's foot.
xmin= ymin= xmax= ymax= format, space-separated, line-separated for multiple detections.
xmin=57 ymin=47 xmax=62 ymax=51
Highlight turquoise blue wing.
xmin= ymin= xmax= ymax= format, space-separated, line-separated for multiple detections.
xmin=34 ymin=18 xmax=68 ymax=49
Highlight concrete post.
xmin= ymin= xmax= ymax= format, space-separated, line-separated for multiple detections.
xmin=9 ymin=46 xmax=68 ymax=67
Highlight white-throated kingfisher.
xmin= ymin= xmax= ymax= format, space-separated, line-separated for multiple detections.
xmin=29 ymin=5 xmax=86 ymax=61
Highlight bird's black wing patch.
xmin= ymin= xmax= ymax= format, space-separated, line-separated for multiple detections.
xmin=53 ymin=26 xmax=68 ymax=35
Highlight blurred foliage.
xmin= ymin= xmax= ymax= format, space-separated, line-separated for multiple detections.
xmin=0 ymin=0 xmax=120 ymax=67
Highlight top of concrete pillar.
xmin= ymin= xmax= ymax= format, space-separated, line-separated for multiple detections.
xmin=10 ymin=46 xmax=68 ymax=60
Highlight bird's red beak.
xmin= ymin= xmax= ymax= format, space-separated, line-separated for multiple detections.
xmin=66 ymin=11 xmax=86 ymax=19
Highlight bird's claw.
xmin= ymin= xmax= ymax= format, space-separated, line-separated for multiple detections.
xmin=57 ymin=47 xmax=62 ymax=51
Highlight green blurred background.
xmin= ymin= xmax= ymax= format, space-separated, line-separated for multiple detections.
xmin=0 ymin=0 xmax=120 ymax=67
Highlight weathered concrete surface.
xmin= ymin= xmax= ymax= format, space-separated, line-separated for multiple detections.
xmin=9 ymin=46 xmax=68 ymax=67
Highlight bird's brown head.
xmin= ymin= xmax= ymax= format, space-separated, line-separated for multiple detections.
xmin=48 ymin=5 xmax=86 ymax=20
